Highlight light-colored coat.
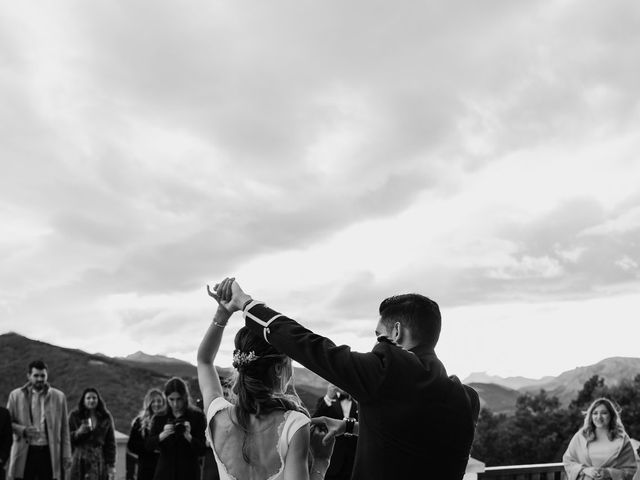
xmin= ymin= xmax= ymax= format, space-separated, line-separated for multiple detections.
xmin=563 ymin=431 xmax=637 ymax=480
xmin=6 ymin=383 xmax=71 ymax=480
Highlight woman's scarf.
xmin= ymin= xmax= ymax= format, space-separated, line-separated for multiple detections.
xmin=563 ymin=431 xmax=637 ymax=480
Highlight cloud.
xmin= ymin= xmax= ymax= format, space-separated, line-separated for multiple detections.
xmin=1 ymin=0 xmax=640 ymax=375
xmin=461 ymin=196 xmax=640 ymax=302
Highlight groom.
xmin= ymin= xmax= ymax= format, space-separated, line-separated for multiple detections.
xmin=216 ymin=278 xmax=479 ymax=480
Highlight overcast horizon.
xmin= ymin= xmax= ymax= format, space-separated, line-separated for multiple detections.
xmin=2 ymin=0 xmax=639 ymax=380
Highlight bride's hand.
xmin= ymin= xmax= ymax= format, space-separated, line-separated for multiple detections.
xmin=207 ymin=277 xmax=235 ymax=312
xmin=310 ymin=423 xmax=335 ymax=462
xmin=310 ymin=416 xmax=346 ymax=445
xmin=207 ymin=278 xmax=252 ymax=313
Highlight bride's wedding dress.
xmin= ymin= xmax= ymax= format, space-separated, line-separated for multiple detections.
xmin=205 ymin=397 xmax=310 ymax=480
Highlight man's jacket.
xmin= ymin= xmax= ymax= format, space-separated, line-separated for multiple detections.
xmin=6 ymin=383 xmax=71 ymax=480
xmin=244 ymin=301 xmax=480 ymax=480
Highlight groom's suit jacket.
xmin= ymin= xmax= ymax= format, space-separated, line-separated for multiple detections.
xmin=243 ymin=301 xmax=480 ymax=480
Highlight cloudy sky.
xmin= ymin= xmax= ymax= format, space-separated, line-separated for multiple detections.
xmin=1 ymin=0 xmax=639 ymax=381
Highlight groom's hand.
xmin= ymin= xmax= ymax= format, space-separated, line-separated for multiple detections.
xmin=228 ymin=279 xmax=252 ymax=312
xmin=310 ymin=416 xmax=346 ymax=445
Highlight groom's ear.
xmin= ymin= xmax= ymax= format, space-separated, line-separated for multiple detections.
xmin=392 ymin=321 xmax=402 ymax=341
xmin=394 ymin=321 xmax=412 ymax=346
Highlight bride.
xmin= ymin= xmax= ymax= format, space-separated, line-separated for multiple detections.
xmin=197 ymin=277 xmax=334 ymax=480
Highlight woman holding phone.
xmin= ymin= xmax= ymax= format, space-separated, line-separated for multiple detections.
xmin=146 ymin=377 xmax=207 ymax=480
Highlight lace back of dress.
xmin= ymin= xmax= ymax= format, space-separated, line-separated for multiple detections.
xmin=213 ymin=408 xmax=289 ymax=480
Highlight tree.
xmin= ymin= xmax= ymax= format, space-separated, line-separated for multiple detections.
xmin=471 ymin=375 xmax=640 ymax=468
xmin=507 ymin=390 xmax=571 ymax=464
xmin=472 ymin=390 xmax=572 ymax=466
xmin=569 ymin=375 xmax=607 ymax=411
xmin=607 ymin=375 xmax=640 ymax=439
xmin=471 ymin=408 xmax=512 ymax=466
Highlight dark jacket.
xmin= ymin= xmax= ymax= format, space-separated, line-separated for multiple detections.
xmin=244 ymin=303 xmax=480 ymax=480
xmin=146 ymin=407 xmax=207 ymax=480
xmin=127 ymin=416 xmax=160 ymax=480
xmin=314 ymin=396 xmax=358 ymax=480
xmin=0 ymin=406 xmax=12 ymax=471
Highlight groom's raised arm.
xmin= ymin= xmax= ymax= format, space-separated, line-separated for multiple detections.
xmin=242 ymin=300 xmax=386 ymax=403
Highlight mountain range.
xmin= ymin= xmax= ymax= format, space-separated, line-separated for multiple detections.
xmin=117 ymin=351 xmax=199 ymax=378
xmin=464 ymin=356 xmax=640 ymax=414
xmin=463 ymin=372 xmax=556 ymax=390
xmin=3 ymin=331 xmax=639 ymax=430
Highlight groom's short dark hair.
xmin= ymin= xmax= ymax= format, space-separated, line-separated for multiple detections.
xmin=379 ymin=294 xmax=441 ymax=348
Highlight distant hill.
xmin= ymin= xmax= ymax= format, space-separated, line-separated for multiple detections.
xmin=469 ymin=382 xmax=521 ymax=415
xmin=0 ymin=332 xmax=170 ymax=433
xmin=464 ymin=372 xmax=555 ymax=391
xmin=118 ymin=351 xmax=328 ymax=404
xmin=0 ymin=333 xmax=328 ymax=432
xmin=293 ymin=367 xmax=328 ymax=391
xmin=520 ymin=357 xmax=640 ymax=405
xmin=464 ymin=357 xmax=640 ymax=414
xmin=118 ymin=351 xmax=198 ymax=379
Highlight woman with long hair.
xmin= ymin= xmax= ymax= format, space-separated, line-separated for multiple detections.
xmin=563 ymin=397 xmax=637 ymax=480
xmin=197 ymin=277 xmax=334 ymax=480
xmin=127 ymin=388 xmax=166 ymax=480
xmin=146 ymin=378 xmax=207 ymax=480
xmin=68 ymin=387 xmax=116 ymax=480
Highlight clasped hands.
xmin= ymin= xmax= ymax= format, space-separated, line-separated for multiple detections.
xmin=23 ymin=426 xmax=39 ymax=440
xmin=583 ymin=467 xmax=609 ymax=479
xmin=310 ymin=416 xmax=348 ymax=446
xmin=159 ymin=421 xmax=192 ymax=442
xmin=207 ymin=277 xmax=252 ymax=313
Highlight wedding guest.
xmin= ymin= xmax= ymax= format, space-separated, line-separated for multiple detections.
xmin=146 ymin=378 xmax=206 ymax=480
xmin=7 ymin=359 xmax=71 ymax=480
xmin=313 ymin=384 xmax=358 ymax=480
xmin=563 ymin=397 xmax=637 ymax=480
xmin=127 ymin=389 xmax=166 ymax=480
xmin=68 ymin=387 xmax=116 ymax=480
xmin=196 ymin=279 xmax=335 ymax=480
xmin=217 ymin=277 xmax=480 ymax=480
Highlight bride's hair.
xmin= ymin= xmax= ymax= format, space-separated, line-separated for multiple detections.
xmin=231 ymin=326 xmax=308 ymax=463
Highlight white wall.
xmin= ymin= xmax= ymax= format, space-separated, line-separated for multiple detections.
xmin=115 ymin=431 xmax=129 ymax=480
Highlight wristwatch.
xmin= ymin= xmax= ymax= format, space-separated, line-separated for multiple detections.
xmin=344 ymin=417 xmax=355 ymax=436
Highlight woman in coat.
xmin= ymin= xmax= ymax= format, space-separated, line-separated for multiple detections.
xmin=563 ymin=397 xmax=637 ymax=480
xmin=127 ymin=388 xmax=166 ymax=480
xmin=68 ymin=387 xmax=116 ymax=480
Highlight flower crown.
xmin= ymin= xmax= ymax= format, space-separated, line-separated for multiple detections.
xmin=232 ymin=350 xmax=259 ymax=369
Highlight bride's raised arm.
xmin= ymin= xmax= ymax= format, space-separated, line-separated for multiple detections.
xmin=197 ymin=279 xmax=234 ymax=410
